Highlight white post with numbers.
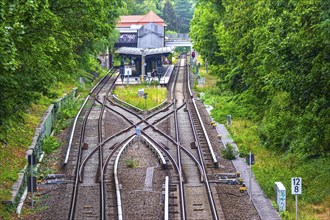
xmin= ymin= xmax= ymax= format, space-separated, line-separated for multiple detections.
xmin=291 ymin=177 xmax=302 ymax=220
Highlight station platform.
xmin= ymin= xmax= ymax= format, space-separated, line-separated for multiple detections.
xmin=115 ymin=65 xmax=174 ymax=85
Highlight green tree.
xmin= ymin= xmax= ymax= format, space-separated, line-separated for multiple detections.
xmin=0 ymin=0 xmax=122 ymax=127
xmin=163 ymin=0 xmax=177 ymax=31
xmin=190 ymin=0 xmax=330 ymax=156
xmin=173 ymin=0 xmax=193 ymax=33
xmin=190 ymin=2 xmax=222 ymax=65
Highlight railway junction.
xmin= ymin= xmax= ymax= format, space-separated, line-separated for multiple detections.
xmin=18 ymin=55 xmax=281 ymax=220
xmin=14 ymin=10 xmax=280 ymax=220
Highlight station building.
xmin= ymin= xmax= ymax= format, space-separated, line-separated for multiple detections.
xmin=114 ymin=11 xmax=175 ymax=83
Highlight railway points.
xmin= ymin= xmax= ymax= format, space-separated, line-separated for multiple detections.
xmin=27 ymin=55 xmax=278 ymax=220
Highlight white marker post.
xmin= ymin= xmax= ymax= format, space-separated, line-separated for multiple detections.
xmin=246 ymin=151 xmax=255 ymax=201
xmin=291 ymin=177 xmax=302 ymax=220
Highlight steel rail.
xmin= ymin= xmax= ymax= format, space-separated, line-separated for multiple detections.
xmin=172 ymin=61 xmax=187 ymax=220
xmin=68 ymin=68 xmax=116 ymax=220
xmin=78 ymin=120 xmax=138 ymax=181
xmin=104 ymin=101 xmax=204 ymax=181
xmin=186 ymin=61 xmax=218 ymax=166
xmin=140 ymin=134 xmax=167 ymax=167
xmin=103 ymin=103 xmax=181 ymax=174
xmin=64 ymin=68 xmax=115 ymax=165
xmin=185 ymin=66 xmax=219 ymax=220
xmin=64 ymin=95 xmax=90 ymax=165
xmin=99 ymin=96 xmax=107 ymax=220
xmin=164 ymin=176 xmax=169 ymax=220
xmin=68 ymin=97 xmax=93 ymax=220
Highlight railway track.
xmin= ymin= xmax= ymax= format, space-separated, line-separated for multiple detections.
xmin=62 ymin=54 xmax=259 ymax=220
xmin=67 ymin=68 xmax=119 ymax=220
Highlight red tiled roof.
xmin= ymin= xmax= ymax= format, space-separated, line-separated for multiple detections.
xmin=118 ymin=11 xmax=166 ymax=27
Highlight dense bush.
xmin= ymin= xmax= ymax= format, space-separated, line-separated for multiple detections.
xmin=0 ymin=0 xmax=122 ymax=128
xmin=191 ymin=0 xmax=330 ymax=157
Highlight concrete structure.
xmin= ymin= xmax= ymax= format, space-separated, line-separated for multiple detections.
xmin=114 ymin=11 xmax=174 ymax=82
xmin=138 ymin=23 xmax=165 ymax=48
xmin=115 ymin=11 xmax=166 ymax=49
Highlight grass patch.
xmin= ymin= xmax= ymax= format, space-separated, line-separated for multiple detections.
xmin=125 ymin=158 xmax=139 ymax=168
xmin=113 ymin=85 xmax=167 ymax=110
xmin=198 ymin=66 xmax=330 ymax=220
xmin=42 ymin=136 xmax=60 ymax=154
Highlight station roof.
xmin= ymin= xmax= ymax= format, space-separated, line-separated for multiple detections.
xmin=115 ymin=47 xmax=175 ymax=56
xmin=118 ymin=11 xmax=167 ymax=27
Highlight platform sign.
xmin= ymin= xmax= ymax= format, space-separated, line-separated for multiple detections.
xmin=124 ymin=68 xmax=132 ymax=76
xmin=291 ymin=177 xmax=302 ymax=195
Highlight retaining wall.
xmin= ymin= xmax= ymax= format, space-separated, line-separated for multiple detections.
xmin=3 ymin=88 xmax=77 ymax=208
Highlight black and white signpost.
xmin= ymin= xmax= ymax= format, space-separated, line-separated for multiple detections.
xmin=291 ymin=177 xmax=302 ymax=220
xmin=28 ymin=153 xmax=36 ymax=208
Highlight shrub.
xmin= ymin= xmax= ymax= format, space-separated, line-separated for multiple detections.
xmin=42 ymin=136 xmax=60 ymax=154
xmin=221 ymin=143 xmax=237 ymax=160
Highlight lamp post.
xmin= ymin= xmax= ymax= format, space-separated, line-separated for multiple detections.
xmin=140 ymin=49 xmax=146 ymax=83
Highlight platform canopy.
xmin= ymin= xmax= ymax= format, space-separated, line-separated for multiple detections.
xmin=115 ymin=46 xmax=175 ymax=56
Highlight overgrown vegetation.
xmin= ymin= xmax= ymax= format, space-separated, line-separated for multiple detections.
xmin=0 ymin=0 xmax=122 ymax=127
xmin=191 ymin=1 xmax=329 ymax=218
xmin=42 ymin=136 xmax=60 ymax=155
xmin=1 ymin=1 xmax=122 ymax=217
xmin=113 ymin=85 xmax=167 ymax=110
xmin=122 ymin=0 xmax=194 ymax=33
xmin=195 ymin=65 xmax=330 ymax=219
xmin=191 ymin=0 xmax=329 ymax=158
xmin=54 ymin=98 xmax=82 ymax=134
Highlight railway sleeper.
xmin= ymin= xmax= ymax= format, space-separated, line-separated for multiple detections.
xmin=169 ymin=184 xmax=178 ymax=191
xmin=204 ymin=157 xmax=213 ymax=161
xmin=169 ymin=207 xmax=180 ymax=213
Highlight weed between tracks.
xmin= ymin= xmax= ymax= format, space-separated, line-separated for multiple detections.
xmin=113 ymin=85 xmax=167 ymax=110
xmin=125 ymin=157 xmax=139 ymax=168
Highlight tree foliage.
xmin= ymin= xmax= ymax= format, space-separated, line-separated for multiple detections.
xmin=121 ymin=0 xmax=195 ymax=33
xmin=190 ymin=0 xmax=330 ymax=157
xmin=0 ymin=0 xmax=122 ymax=127
xmin=163 ymin=0 xmax=177 ymax=31
xmin=173 ymin=0 xmax=193 ymax=33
